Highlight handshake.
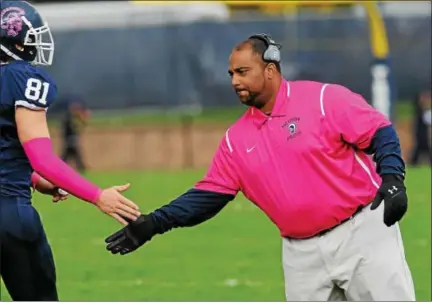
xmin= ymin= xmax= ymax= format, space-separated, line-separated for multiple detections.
xmin=34 ymin=174 xmax=151 ymax=255
xmin=104 ymin=214 xmax=155 ymax=255
xmin=35 ymin=175 xmax=141 ymax=225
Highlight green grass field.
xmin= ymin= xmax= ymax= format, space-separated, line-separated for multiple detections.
xmin=47 ymin=101 xmax=414 ymax=129
xmin=1 ymin=166 xmax=431 ymax=301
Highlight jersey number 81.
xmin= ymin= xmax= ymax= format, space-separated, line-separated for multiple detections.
xmin=24 ymin=78 xmax=50 ymax=105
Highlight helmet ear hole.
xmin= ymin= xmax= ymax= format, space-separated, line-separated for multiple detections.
xmin=14 ymin=43 xmax=25 ymax=52
xmin=12 ymin=42 xmax=36 ymax=61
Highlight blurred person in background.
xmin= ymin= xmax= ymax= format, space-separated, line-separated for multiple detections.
xmin=409 ymin=85 xmax=431 ymax=166
xmin=0 ymin=1 xmax=140 ymax=300
xmin=61 ymin=94 xmax=91 ymax=173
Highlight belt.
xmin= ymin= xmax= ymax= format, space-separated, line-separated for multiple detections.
xmin=287 ymin=204 xmax=366 ymax=240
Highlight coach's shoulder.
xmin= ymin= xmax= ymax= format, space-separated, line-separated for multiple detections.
xmin=222 ymin=119 xmax=242 ymax=143
xmin=290 ymin=80 xmax=353 ymax=91
xmin=219 ymin=113 xmax=251 ymax=153
xmin=290 ymin=80 xmax=324 ymax=90
xmin=320 ymin=82 xmax=360 ymax=99
xmin=289 ymin=80 xmax=329 ymax=98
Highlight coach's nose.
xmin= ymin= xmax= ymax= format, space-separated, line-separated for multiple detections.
xmin=231 ymin=76 xmax=242 ymax=89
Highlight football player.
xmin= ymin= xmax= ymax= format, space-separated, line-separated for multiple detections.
xmin=0 ymin=1 xmax=140 ymax=300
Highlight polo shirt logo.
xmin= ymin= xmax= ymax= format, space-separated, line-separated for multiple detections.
xmin=282 ymin=117 xmax=301 ymax=140
xmin=288 ymin=123 xmax=296 ymax=134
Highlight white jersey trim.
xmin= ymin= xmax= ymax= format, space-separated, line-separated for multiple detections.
xmin=15 ymin=100 xmax=47 ymax=111
xmin=225 ymin=128 xmax=233 ymax=153
xmin=354 ymin=152 xmax=380 ymax=189
xmin=319 ymin=83 xmax=330 ymax=116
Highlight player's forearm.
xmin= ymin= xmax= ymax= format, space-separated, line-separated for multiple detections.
xmin=23 ymin=137 xmax=101 ymax=203
xmin=149 ymin=188 xmax=235 ymax=235
xmin=31 ymin=172 xmax=54 ymax=194
xmin=364 ymin=125 xmax=405 ymax=177
xmin=31 ymin=171 xmax=42 ymax=189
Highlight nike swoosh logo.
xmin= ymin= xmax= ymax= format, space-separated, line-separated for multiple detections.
xmin=246 ymin=146 xmax=255 ymax=153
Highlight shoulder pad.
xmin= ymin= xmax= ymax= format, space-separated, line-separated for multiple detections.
xmin=6 ymin=62 xmax=57 ymax=110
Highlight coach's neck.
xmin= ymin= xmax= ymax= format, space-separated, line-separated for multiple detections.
xmin=260 ymin=75 xmax=282 ymax=115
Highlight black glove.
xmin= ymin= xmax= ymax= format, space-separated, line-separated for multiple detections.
xmin=105 ymin=215 xmax=154 ymax=255
xmin=370 ymin=174 xmax=408 ymax=226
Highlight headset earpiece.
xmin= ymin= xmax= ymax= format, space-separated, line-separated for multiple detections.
xmin=248 ymin=33 xmax=281 ymax=63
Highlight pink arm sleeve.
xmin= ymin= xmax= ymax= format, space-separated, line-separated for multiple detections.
xmin=23 ymin=137 xmax=102 ymax=203
xmin=194 ymin=133 xmax=240 ymax=196
xmin=325 ymin=84 xmax=391 ymax=149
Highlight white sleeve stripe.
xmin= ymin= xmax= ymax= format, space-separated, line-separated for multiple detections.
xmin=15 ymin=100 xmax=47 ymax=111
xmin=225 ymin=128 xmax=233 ymax=153
xmin=320 ymin=83 xmax=329 ymax=116
xmin=354 ymin=152 xmax=380 ymax=189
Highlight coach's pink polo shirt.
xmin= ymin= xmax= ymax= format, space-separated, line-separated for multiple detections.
xmin=195 ymin=79 xmax=391 ymax=238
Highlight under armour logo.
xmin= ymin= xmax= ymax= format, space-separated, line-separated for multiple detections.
xmin=388 ymin=186 xmax=398 ymax=195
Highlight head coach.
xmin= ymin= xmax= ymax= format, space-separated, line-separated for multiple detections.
xmin=104 ymin=34 xmax=415 ymax=302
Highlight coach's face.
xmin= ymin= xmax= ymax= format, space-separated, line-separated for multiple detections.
xmin=229 ymin=46 xmax=271 ymax=109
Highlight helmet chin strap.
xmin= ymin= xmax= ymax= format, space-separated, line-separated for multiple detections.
xmin=0 ymin=44 xmax=23 ymax=61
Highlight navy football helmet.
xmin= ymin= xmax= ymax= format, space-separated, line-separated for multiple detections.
xmin=0 ymin=0 xmax=54 ymax=65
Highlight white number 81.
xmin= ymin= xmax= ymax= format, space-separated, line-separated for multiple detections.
xmin=24 ymin=78 xmax=50 ymax=105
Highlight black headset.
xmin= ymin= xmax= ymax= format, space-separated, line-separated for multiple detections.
xmin=248 ymin=33 xmax=282 ymax=63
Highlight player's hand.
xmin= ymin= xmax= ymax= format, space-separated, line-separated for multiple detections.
xmin=34 ymin=175 xmax=69 ymax=202
xmin=105 ymin=215 xmax=154 ymax=255
xmin=370 ymin=174 xmax=408 ymax=226
xmin=95 ymin=184 xmax=141 ymax=225
xmin=52 ymin=188 xmax=69 ymax=203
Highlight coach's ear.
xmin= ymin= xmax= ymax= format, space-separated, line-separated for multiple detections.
xmin=265 ymin=63 xmax=277 ymax=80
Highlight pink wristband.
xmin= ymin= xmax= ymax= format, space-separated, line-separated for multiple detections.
xmin=31 ymin=172 xmax=41 ymax=189
xmin=23 ymin=137 xmax=102 ymax=203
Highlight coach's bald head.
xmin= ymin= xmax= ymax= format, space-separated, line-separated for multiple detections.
xmin=228 ymin=37 xmax=282 ymax=112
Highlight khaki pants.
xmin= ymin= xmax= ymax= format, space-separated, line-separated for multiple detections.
xmin=282 ymin=204 xmax=415 ymax=301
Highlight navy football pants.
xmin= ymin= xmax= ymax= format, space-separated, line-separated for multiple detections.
xmin=0 ymin=196 xmax=58 ymax=301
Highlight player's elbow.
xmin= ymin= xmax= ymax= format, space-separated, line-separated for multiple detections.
xmin=30 ymin=158 xmax=50 ymax=175
xmin=22 ymin=137 xmax=57 ymax=177
xmin=28 ymin=154 xmax=54 ymax=178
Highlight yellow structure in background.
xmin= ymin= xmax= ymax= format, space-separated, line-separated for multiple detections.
xmin=223 ymin=0 xmax=392 ymax=117
xmin=224 ymin=0 xmax=389 ymax=59
xmin=130 ymin=1 xmax=389 ymax=60
xmin=130 ymin=0 xmax=393 ymax=118
xmin=362 ymin=2 xmax=389 ymax=59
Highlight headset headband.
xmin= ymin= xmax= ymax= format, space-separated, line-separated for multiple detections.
xmin=248 ymin=33 xmax=281 ymax=63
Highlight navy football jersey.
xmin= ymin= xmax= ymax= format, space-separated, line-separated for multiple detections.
xmin=0 ymin=61 xmax=57 ymax=198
